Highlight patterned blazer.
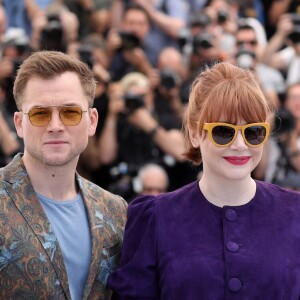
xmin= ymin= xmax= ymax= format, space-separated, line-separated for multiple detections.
xmin=0 ymin=154 xmax=127 ymax=299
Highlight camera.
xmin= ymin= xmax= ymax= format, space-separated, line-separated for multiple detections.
xmin=124 ymin=93 xmax=144 ymax=113
xmin=160 ymin=68 xmax=180 ymax=89
xmin=289 ymin=13 xmax=300 ymax=25
xmin=78 ymin=45 xmax=94 ymax=69
xmin=177 ymin=27 xmax=191 ymax=51
xmin=289 ymin=29 xmax=300 ymax=43
xmin=119 ymin=31 xmax=141 ymax=50
xmin=192 ymin=32 xmax=214 ymax=53
xmin=274 ymin=107 xmax=295 ymax=135
xmin=40 ymin=14 xmax=65 ymax=52
xmin=288 ymin=13 xmax=300 ymax=43
xmin=190 ymin=12 xmax=211 ymax=28
xmin=235 ymin=47 xmax=256 ymax=69
xmin=217 ymin=9 xmax=229 ymax=24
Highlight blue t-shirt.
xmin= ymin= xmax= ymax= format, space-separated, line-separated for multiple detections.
xmin=38 ymin=192 xmax=92 ymax=300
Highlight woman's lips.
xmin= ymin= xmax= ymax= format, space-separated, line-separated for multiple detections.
xmin=223 ymin=156 xmax=250 ymax=165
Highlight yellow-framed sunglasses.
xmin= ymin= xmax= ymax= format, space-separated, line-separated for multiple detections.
xmin=203 ymin=122 xmax=270 ymax=147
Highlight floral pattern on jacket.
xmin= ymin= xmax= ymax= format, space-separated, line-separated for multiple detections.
xmin=0 ymin=153 xmax=127 ymax=299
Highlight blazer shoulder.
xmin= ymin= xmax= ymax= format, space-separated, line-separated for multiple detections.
xmin=77 ymin=175 xmax=128 ymax=210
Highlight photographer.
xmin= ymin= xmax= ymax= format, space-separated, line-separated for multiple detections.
xmin=262 ymin=13 xmax=300 ymax=85
xmin=153 ymin=47 xmax=201 ymax=189
xmin=0 ymin=29 xmax=32 ymax=117
xmin=110 ymin=0 xmax=189 ymax=65
xmin=106 ymin=4 xmax=154 ymax=81
xmin=233 ymin=21 xmax=285 ymax=108
xmin=97 ymin=72 xmax=186 ymax=199
xmin=256 ymin=83 xmax=300 ymax=190
xmin=155 ymin=47 xmax=187 ymax=124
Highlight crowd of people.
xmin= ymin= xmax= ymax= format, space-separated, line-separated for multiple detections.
xmin=2 ymin=0 xmax=300 ymax=299
xmin=0 ymin=0 xmax=300 ymax=199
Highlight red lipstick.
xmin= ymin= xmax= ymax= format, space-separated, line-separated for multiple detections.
xmin=224 ymin=156 xmax=250 ymax=165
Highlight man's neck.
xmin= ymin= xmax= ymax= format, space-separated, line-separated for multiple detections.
xmin=22 ymin=155 xmax=79 ymax=201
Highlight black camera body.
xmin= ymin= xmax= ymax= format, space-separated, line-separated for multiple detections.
xmin=124 ymin=93 xmax=144 ymax=112
xmin=190 ymin=12 xmax=211 ymax=28
xmin=160 ymin=68 xmax=180 ymax=89
xmin=40 ymin=14 xmax=65 ymax=52
xmin=217 ymin=9 xmax=229 ymax=24
xmin=288 ymin=13 xmax=300 ymax=43
xmin=192 ymin=32 xmax=214 ymax=53
xmin=119 ymin=31 xmax=141 ymax=50
xmin=290 ymin=13 xmax=300 ymax=25
xmin=78 ymin=45 xmax=94 ymax=69
xmin=274 ymin=107 xmax=295 ymax=135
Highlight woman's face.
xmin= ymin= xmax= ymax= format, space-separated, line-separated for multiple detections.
xmin=196 ymin=118 xmax=264 ymax=181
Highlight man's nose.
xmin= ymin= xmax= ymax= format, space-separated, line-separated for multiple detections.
xmin=46 ymin=111 xmax=65 ymax=131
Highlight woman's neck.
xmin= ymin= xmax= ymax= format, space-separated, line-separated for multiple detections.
xmin=199 ymin=175 xmax=256 ymax=208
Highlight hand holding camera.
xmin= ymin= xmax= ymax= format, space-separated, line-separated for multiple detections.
xmin=276 ymin=14 xmax=294 ymax=38
xmin=127 ymin=105 xmax=158 ymax=133
xmin=106 ymin=30 xmax=142 ymax=56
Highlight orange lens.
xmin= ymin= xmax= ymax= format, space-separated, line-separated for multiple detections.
xmin=59 ymin=106 xmax=83 ymax=126
xmin=27 ymin=106 xmax=84 ymax=127
xmin=28 ymin=107 xmax=51 ymax=127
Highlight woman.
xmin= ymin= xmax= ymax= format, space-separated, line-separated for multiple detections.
xmin=107 ymin=62 xmax=300 ymax=299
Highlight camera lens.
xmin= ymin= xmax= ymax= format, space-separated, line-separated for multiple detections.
xmin=288 ymin=26 xmax=300 ymax=43
xmin=192 ymin=32 xmax=214 ymax=52
xmin=160 ymin=69 xmax=179 ymax=89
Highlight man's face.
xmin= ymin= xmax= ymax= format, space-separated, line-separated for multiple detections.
xmin=122 ymin=9 xmax=150 ymax=41
xmin=235 ymin=29 xmax=258 ymax=53
xmin=285 ymin=84 xmax=300 ymax=119
xmin=14 ymin=72 xmax=98 ymax=167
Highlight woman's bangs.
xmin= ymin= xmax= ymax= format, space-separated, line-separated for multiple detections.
xmin=203 ymin=81 xmax=267 ymax=124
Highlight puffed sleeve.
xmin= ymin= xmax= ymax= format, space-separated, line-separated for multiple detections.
xmin=107 ymin=195 xmax=159 ymax=299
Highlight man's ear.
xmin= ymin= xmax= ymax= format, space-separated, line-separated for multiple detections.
xmin=88 ymin=108 xmax=98 ymax=137
xmin=14 ymin=112 xmax=24 ymax=138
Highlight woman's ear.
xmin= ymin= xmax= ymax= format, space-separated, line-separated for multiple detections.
xmin=188 ymin=126 xmax=200 ymax=148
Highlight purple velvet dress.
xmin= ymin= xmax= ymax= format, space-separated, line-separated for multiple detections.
xmin=108 ymin=180 xmax=300 ymax=299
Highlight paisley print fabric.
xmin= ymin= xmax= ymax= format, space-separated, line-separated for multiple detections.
xmin=0 ymin=154 xmax=127 ymax=299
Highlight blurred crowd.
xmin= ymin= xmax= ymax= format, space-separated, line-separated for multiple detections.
xmin=1 ymin=0 xmax=300 ymax=201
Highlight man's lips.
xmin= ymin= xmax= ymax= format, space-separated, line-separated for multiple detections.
xmin=223 ymin=156 xmax=250 ymax=165
xmin=44 ymin=140 xmax=67 ymax=145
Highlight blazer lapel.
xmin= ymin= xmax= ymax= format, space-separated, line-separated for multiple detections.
xmin=77 ymin=176 xmax=103 ymax=298
xmin=78 ymin=175 xmax=123 ymax=299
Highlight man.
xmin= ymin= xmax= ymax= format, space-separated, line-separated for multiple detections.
xmin=0 ymin=51 xmax=127 ymax=299
xmin=234 ymin=21 xmax=285 ymax=108
xmin=137 ymin=163 xmax=169 ymax=195
xmin=110 ymin=0 xmax=189 ymax=67
xmin=262 ymin=13 xmax=300 ymax=86
xmin=106 ymin=4 xmax=154 ymax=81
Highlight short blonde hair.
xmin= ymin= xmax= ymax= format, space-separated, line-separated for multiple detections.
xmin=183 ymin=61 xmax=272 ymax=165
xmin=120 ymin=72 xmax=150 ymax=93
xmin=13 ymin=51 xmax=96 ymax=110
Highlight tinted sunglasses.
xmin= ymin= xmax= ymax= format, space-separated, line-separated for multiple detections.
xmin=203 ymin=122 xmax=270 ymax=147
xmin=23 ymin=106 xmax=88 ymax=127
xmin=236 ymin=40 xmax=257 ymax=46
